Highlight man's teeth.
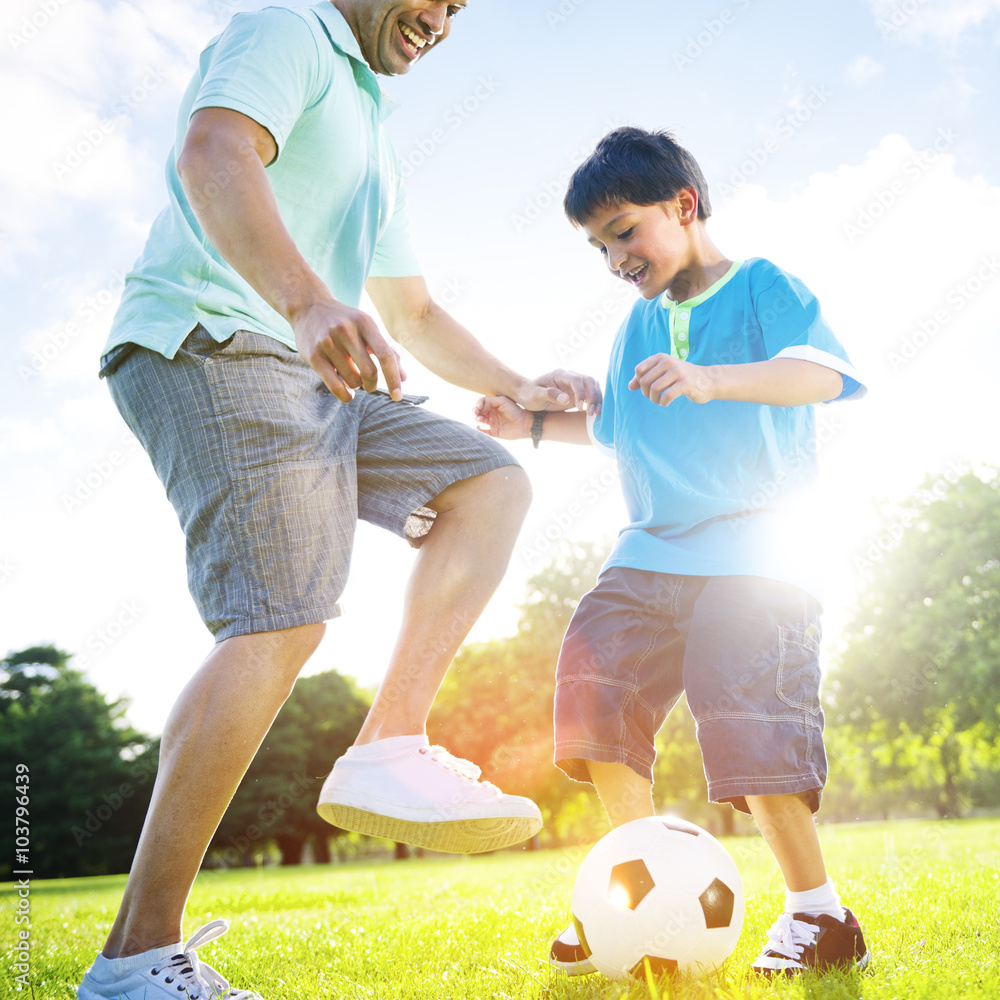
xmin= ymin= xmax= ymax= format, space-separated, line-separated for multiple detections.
xmin=400 ymin=24 xmax=427 ymax=49
xmin=627 ymin=264 xmax=647 ymax=281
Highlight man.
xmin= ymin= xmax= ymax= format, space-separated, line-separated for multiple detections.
xmin=78 ymin=3 xmax=596 ymax=998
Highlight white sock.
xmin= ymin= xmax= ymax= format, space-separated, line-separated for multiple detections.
xmin=89 ymin=943 xmax=182 ymax=981
xmin=560 ymin=924 xmax=581 ymax=946
xmin=785 ymin=879 xmax=843 ymax=921
xmin=347 ymin=734 xmax=428 ymax=758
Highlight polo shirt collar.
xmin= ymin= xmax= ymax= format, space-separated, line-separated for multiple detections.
xmin=659 ymin=258 xmax=743 ymax=311
xmin=310 ymin=1 xmax=400 ymax=120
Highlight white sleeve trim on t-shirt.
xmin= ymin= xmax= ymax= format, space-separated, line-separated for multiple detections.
xmin=587 ymin=411 xmax=617 ymax=457
xmin=773 ymin=345 xmax=868 ymax=402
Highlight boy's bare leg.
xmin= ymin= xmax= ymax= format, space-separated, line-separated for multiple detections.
xmin=587 ymin=760 xmax=656 ymax=828
xmin=101 ymin=622 xmax=325 ymax=959
xmin=745 ymin=792 xmax=827 ymax=892
xmin=354 ymin=466 xmax=532 ymax=744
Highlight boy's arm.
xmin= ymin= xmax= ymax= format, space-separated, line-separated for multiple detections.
xmin=474 ymin=396 xmax=592 ymax=445
xmin=630 ymin=355 xmax=844 ymax=407
xmin=366 ymin=276 xmax=601 ymax=414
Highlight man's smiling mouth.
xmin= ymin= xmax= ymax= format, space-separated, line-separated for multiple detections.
xmin=399 ymin=22 xmax=428 ymax=59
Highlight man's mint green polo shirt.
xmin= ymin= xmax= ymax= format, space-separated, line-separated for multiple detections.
xmin=104 ymin=2 xmax=422 ymax=359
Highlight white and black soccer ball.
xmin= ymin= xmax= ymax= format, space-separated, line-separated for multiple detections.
xmin=571 ymin=816 xmax=744 ymax=979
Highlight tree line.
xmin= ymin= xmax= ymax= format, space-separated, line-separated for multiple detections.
xmin=3 ymin=469 xmax=998 ymax=878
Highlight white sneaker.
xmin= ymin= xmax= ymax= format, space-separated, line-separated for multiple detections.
xmin=78 ymin=919 xmax=263 ymax=999
xmin=316 ymin=735 xmax=542 ymax=854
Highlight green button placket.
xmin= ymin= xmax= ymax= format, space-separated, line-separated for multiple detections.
xmin=669 ymin=305 xmax=691 ymax=360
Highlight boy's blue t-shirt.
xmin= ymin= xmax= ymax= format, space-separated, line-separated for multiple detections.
xmin=104 ymin=2 xmax=421 ymax=360
xmin=589 ymin=257 xmax=865 ymax=605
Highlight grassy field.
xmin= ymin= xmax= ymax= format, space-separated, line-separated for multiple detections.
xmin=2 ymin=818 xmax=998 ymax=999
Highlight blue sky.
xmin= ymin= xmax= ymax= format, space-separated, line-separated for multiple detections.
xmin=3 ymin=0 xmax=999 ymax=736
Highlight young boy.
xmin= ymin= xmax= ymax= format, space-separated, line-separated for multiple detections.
xmin=475 ymin=127 xmax=869 ymax=977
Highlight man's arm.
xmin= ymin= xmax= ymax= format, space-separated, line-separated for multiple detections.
xmin=366 ymin=275 xmax=601 ymax=414
xmin=176 ymin=106 xmax=404 ymax=402
xmin=629 ymin=355 xmax=844 ymax=407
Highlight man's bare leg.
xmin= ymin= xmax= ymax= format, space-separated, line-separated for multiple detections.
xmin=101 ymin=622 xmax=325 ymax=959
xmin=355 ymin=465 xmax=532 ymax=743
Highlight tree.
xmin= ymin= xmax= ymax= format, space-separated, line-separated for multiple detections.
xmin=428 ymin=541 xmax=612 ymax=845
xmin=0 ymin=645 xmax=156 ymax=878
xmin=827 ymin=469 xmax=1000 ymax=817
xmin=209 ymin=669 xmax=370 ymax=865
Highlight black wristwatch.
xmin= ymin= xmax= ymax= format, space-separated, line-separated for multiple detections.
xmin=530 ymin=411 xmax=546 ymax=449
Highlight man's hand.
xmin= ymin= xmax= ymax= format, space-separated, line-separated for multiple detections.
xmin=474 ymin=396 xmax=532 ymax=440
xmin=629 ymin=353 xmax=715 ymax=406
xmin=514 ymin=369 xmax=603 ymax=415
xmin=291 ymin=301 xmax=406 ymax=402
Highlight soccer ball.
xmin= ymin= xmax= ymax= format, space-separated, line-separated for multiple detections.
xmin=571 ymin=816 xmax=744 ymax=979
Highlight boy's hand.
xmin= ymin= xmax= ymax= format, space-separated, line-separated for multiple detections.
xmin=514 ymin=370 xmax=602 ymax=416
xmin=629 ymin=353 xmax=715 ymax=406
xmin=474 ymin=396 xmax=533 ymax=440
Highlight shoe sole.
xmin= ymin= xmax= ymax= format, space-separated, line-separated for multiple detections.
xmin=750 ymin=951 xmax=872 ymax=977
xmin=318 ymin=802 xmax=541 ymax=854
xmin=548 ymin=956 xmax=597 ymax=976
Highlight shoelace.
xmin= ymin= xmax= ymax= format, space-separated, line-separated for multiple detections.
xmin=762 ymin=912 xmax=820 ymax=962
xmin=420 ymin=745 xmax=488 ymax=784
xmin=150 ymin=919 xmax=261 ymax=999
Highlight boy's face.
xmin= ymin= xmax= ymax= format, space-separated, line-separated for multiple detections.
xmin=582 ymin=196 xmax=695 ymax=300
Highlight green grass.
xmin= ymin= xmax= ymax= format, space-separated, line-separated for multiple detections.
xmin=2 ymin=819 xmax=998 ymax=999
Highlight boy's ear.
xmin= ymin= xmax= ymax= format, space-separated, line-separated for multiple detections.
xmin=676 ymin=186 xmax=699 ymax=225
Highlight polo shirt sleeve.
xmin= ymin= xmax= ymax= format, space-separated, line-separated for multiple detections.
xmin=752 ymin=262 xmax=866 ymax=402
xmin=369 ymin=159 xmax=422 ymax=278
xmin=190 ymin=8 xmax=327 ymax=159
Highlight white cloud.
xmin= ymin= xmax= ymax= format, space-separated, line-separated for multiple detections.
xmin=867 ymin=0 xmax=1000 ymax=43
xmin=0 ymin=416 xmax=63 ymax=457
xmin=845 ymin=54 xmax=885 ymax=88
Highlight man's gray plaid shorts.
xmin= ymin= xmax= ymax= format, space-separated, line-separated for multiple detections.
xmin=100 ymin=326 xmax=519 ymax=641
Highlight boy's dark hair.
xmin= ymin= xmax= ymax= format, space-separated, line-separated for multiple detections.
xmin=564 ymin=126 xmax=712 ymax=227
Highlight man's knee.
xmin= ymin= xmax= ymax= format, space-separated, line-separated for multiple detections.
xmin=429 ymin=464 xmax=532 ymax=521
xmin=218 ymin=622 xmax=326 ymax=680
xmin=472 ymin=464 xmax=532 ymax=515
xmin=488 ymin=464 xmax=532 ymax=511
